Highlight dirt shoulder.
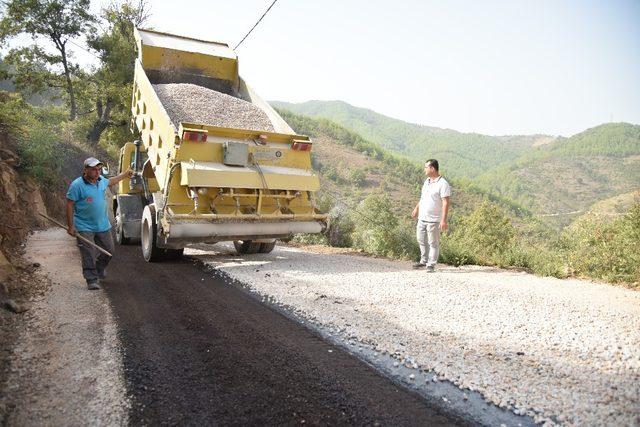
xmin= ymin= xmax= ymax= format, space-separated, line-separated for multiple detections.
xmin=0 ymin=229 xmax=129 ymax=425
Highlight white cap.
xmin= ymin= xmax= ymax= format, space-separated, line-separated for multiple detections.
xmin=84 ymin=157 xmax=103 ymax=168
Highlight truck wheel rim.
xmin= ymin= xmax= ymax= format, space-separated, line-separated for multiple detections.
xmin=142 ymin=218 xmax=150 ymax=252
xmin=116 ymin=209 xmax=123 ymax=236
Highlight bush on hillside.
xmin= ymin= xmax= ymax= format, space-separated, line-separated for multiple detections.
xmin=562 ymin=203 xmax=640 ymax=284
xmin=439 ymin=235 xmax=477 ymax=266
xmin=350 ymin=194 xmax=419 ymax=259
xmin=499 ymin=241 xmax=566 ymax=277
xmin=0 ymin=91 xmax=28 ymax=138
xmin=349 ymin=168 xmax=366 ymax=187
xmin=15 ymin=106 xmax=74 ymax=188
xmin=442 ymin=201 xmax=515 ymax=264
xmin=325 ymin=205 xmax=355 ymax=247
xmin=351 ymin=194 xmax=395 ymax=256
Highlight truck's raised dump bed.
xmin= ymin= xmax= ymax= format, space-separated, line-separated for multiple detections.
xmin=117 ymin=28 xmax=326 ymax=261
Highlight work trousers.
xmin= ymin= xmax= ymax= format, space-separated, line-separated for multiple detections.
xmin=77 ymin=231 xmax=114 ymax=284
xmin=416 ymin=220 xmax=441 ymax=267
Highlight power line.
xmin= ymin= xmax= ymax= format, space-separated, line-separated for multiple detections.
xmin=537 ymin=210 xmax=625 ymax=217
xmin=234 ymin=0 xmax=279 ymax=50
xmin=318 ymin=187 xmax=400 ymax=230
xmin=67 ymin=38 xmax=101 ymax=60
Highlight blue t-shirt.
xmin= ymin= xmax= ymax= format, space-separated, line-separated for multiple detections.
xmin=66 ymin=176 xmax=111 ymax=232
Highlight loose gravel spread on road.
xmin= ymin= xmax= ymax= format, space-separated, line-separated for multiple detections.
xmin=1 ymin=229 xmax=129 ymax=425
xmin=189 ymin=243 xmax=640 ymax=426
xmin=153 ymin=83 xmax=275 ymax=132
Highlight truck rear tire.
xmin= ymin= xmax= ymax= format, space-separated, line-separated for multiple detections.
xmin=258 ymin=241 xmax=276 ymax=253
xmin=141 ymin=205 xmax=164 ymax=262
xmin=233 ymin=240 xmax=261 ymax=254
xmin=115 ymin=206 xmax=131 ymax=245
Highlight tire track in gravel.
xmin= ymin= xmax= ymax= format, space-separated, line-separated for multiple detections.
xmin=102 ymin=244 xmax=460 ymax=426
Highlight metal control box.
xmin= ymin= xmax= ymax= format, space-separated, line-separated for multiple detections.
xmin=223 ymin=141 xmax=249 ymax=167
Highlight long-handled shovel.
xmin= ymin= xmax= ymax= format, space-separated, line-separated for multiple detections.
xmin=37 ymin=212 xmax=113 ymax=258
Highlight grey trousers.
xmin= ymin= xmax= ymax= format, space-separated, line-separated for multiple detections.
xmin=77 ymin=231 xmax=114 ymax=284
xmin=416 ymin=220 xmax=441 ymax=267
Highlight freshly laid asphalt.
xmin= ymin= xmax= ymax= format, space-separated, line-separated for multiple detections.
xmin=102 ymin=244 xmax=460 ymax=426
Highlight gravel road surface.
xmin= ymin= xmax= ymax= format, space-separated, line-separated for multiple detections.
xmin=101 ymin=241 xmax=458 ymax=425
xmin=189 ymin=243 xmax=640 ymax=426
xmin=1 ymin=229 xmax=129 ymax=425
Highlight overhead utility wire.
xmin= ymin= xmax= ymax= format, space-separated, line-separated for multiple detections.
xmin=234 ymin=0 xmax=279 ymax=50
xmin=318 ymin=187 xmax=397 ymax=230
xmin=67 ymin=38 xmax=101 ymax=60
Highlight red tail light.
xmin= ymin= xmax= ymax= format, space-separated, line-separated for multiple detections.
xmin=182 ymin=131 xmax=207 ymax=142
xmin=292 ymin=142 xmax=312 ymax=151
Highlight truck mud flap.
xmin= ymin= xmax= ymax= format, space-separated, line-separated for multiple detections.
xmin=117 ymin=194 xmax=144 ymax=239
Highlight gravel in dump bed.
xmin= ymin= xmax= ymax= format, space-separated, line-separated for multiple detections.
xmin=153 ymin=83 xmax=275 ymax=132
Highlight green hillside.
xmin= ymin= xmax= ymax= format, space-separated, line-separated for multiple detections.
xmin=277 ymin=109 xmax=531 ymax=221
xmin=474 ymin=123 xmax=640 ymax=226
xmin=271 ymin=100 xmax=543 ymax=179
xmin=272 ymin=101 xmax=640 ymax=228
xmin=544 ymin=122 xmax=640 ymax=156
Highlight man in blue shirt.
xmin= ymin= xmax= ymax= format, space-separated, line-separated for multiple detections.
xmin=66 ymin=157 xmax=133 ymax=290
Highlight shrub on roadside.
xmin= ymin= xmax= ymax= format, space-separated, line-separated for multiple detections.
xmin=390 ymin=221 xmax=421 ymax=260
xmin=562 ymin=203 xmax=640 ymax=284
xmin=325 ymin=205 xmax=355 ymax=247
xmin=293 ymin=190 xmax=638 ymax=286
xmin=444 ymin=201 xmax=515 ymax=265
xmin=439 ymin=235 xmax=477 ymax=266
xmin=349 ymin=194 xmax=419 ymax=260
xmin=15 ymin=105 xmax=70 ymax=188
xmin=351 ymin=195 xmax=397 ymax=257
xmin=498 ymin=241 xmax=566 ymax=277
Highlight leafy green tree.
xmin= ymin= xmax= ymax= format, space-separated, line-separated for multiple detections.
xmin=85 ymin=0 xmax=149 ymax=145
xmin=0 ymin=0 xmax=96 ymax=120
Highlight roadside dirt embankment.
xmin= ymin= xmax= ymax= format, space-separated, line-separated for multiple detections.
xmin=0 ymin=138 xmax=50 ymax=252
xmin=0 ymin=135 xmax=118 ymax=423
xmin=0 ymin=135 xmax=58 ymax=398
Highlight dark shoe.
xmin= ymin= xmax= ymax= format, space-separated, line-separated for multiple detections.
xmin=412 ymin=262 xmax=426 ymax=269
xmin=97 ymin=269 xmax=106 ymax=280
xmin=426 ymin=265 xmax=435 ymax=273
xmin=87 ymin=281 xmax=100 ymax=290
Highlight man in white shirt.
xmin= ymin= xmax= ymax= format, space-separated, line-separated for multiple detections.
xmin=411 ymin=159 xmax=451 ymax=272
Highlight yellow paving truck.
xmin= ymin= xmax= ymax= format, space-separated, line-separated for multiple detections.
xmin=113 ymin=28 xmax=326 ymax=261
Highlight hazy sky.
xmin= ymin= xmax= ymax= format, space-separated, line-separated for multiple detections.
xmin=17 ymin=1 xmax=640 ymax=136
